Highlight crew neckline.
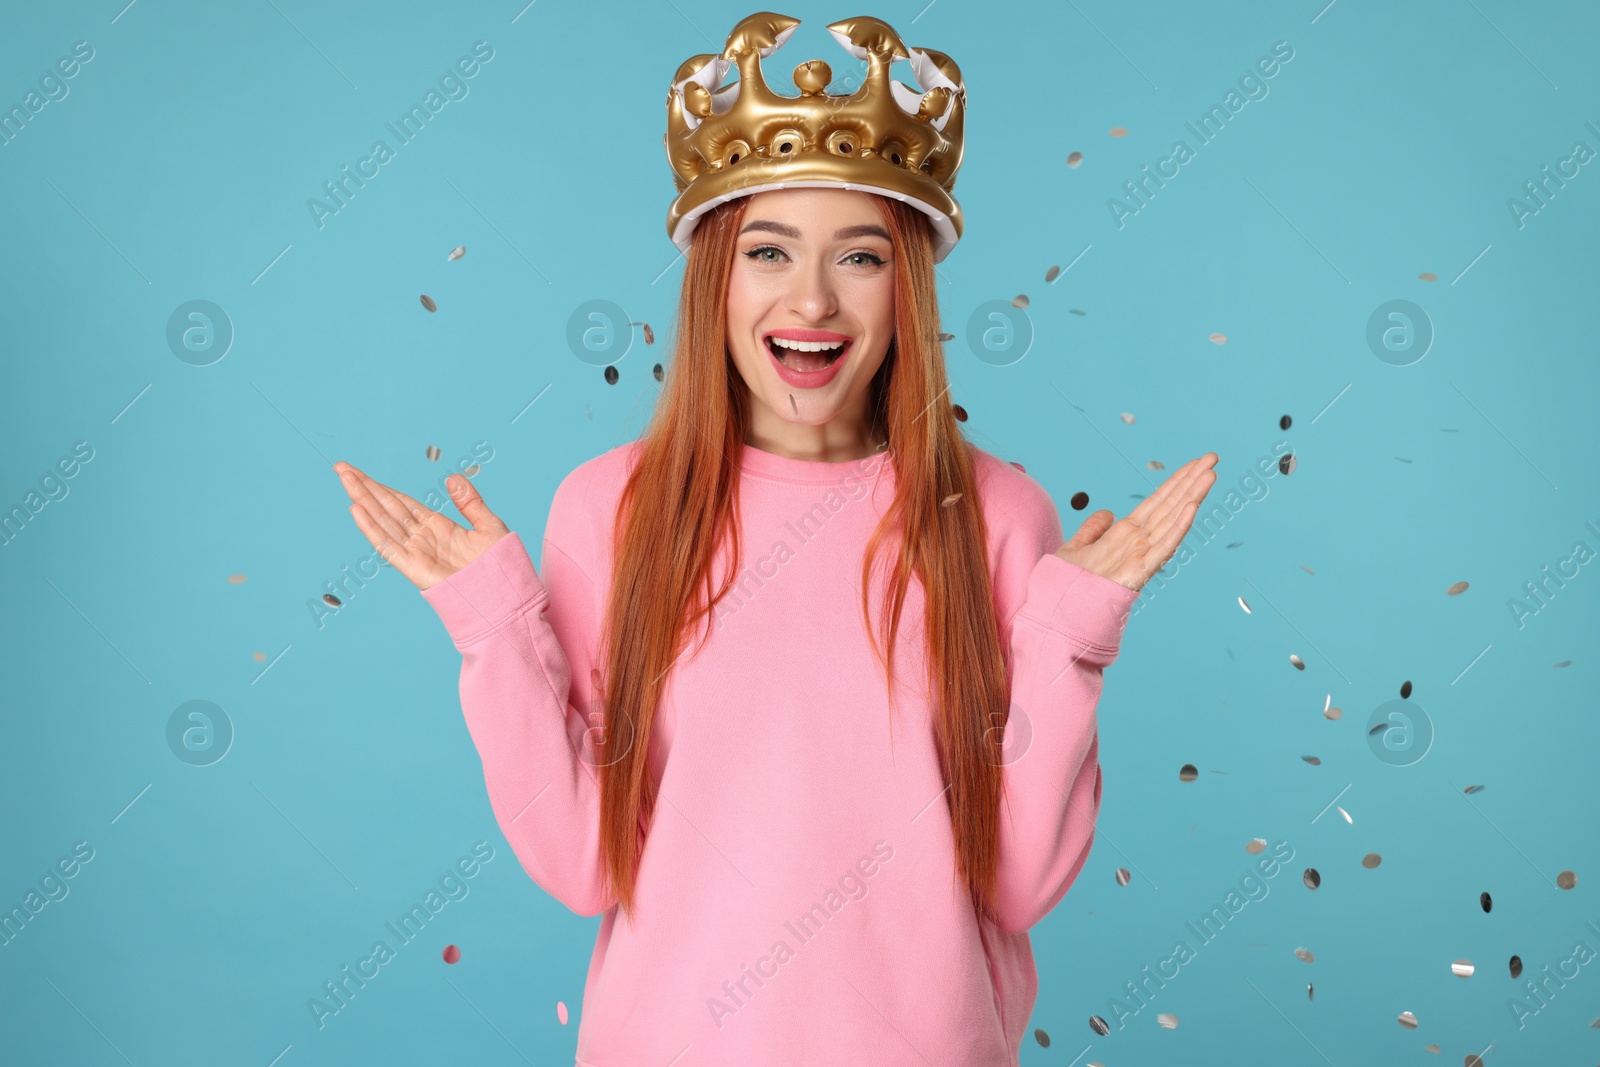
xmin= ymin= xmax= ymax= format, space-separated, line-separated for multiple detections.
xmin=738 ymin=441 xmax=895 ymax=485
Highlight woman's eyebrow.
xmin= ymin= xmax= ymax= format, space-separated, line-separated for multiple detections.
xmin=739 ymin=220 xmax=891 ymax=241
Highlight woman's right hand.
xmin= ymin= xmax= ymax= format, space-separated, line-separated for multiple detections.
xmin=334 ymin=461 xmax=510 ymax=592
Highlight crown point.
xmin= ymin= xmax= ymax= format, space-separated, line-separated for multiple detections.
xmin=793 ymin=59 xmax=832 ymax=95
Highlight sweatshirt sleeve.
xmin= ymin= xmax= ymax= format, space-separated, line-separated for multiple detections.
xmin=420 ymin=520 xmax=617 ymax=917
xmin=989 ymin=478 xmax=1141 ymax=934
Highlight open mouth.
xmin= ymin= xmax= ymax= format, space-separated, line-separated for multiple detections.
xmin=765 ymin=336 xmax=850 ymax=371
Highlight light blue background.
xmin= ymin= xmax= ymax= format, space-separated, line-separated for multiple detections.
xmin=2 ymin=1 xmax=1597 ymax=1063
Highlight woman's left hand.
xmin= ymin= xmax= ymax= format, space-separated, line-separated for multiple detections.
xmin=1054 ymin=452 xmax=1219 ymax=592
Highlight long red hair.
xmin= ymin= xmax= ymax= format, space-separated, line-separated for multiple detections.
xmin=593 ymin=192 xmax=1011 ymax=923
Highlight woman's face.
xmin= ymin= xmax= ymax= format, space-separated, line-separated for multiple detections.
xmin=725 ymin=188 xmax=896 ymax=459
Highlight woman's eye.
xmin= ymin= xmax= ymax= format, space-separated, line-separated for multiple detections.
xmin=742 ymin=246 xmax=886 ymax=267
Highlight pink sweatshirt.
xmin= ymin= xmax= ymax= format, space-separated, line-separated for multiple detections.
xmin=422 ymin=439 xmax=1139 ymax=1066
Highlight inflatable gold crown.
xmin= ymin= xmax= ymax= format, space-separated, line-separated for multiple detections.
xmin=663 ymin=12 xmax=967 ymax=262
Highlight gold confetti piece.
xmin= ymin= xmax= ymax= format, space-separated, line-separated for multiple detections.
xmin=1115 ymin=868 xmax=1130 ymax=886
xmin=1418 ymin=271 xmax=1436 ymax=281
xmin=1238 ymin=596 xmax=1251 ymax=614
xmin=937 ymin=331 xmax=954 ymax=341
xmin=1045 ymin=265 xmax=1061 ymax=282
xmin=1011 ymin=294 xmax=1029 ymax=309
xmin=1363 ymin=853 xmax=1382 ymax=868
xmin=420 ymin=294 xmax=437 ymax=312
xmin=1109 ymin=126 xmax=1127 ymax=138
xmin=1451 ymin=960 xmax=1474 ymax=978
xmin=604 ymin=366 xmax=619 ymax=385
xmin=1246 ymin=838 xmax=1267 ymax=854
xmin=1179 ymin=764 xmax=1198 ymax=782
xmin=1067 ymin=151 xmax=1083 ymax=167
xmin=1120 ymin=412 xmax=1135 ymax=424
xmin=1510 ymin=955 xmax=1522 ymax=978
xmin=1398 ymin=1011 xmax=1418 ymax=1029
xmin=1301 ymin=564 xmax=1316 ymax=575
xmin=448 ymin=245 xmax=466 ymax=261
xmin=1337 ymin=805 xmax=1352 ymax=824
xmin=1290 ymin=654 xmax=1305 ymax=670
xmin=1325 ymin=706 xmax=1342 ymax=720
xmin=426 ymin=445 xmax=442 ymax=461
xmin=1302 ymin=755 xmax=1320 ymax=765
xmin=1557 ymin=870 xmax=1578 ymax=889
xmin=1156 ymin=1013 xmax=1178 ymax=1029
xmin=464 ymin=464 xmax=480 ymax=477
xmin=323 ymin=593 xmax=342 ymax=607
xmin=1303 ymin=868 xmax=1321 ymax=889
xmin=1208 ymin=332 xmax=1227 ymax=344
xmin=941 ymin=493 xmax=963 ymax=507
xmin=952 ymin=403 xmax=967 ymax=422
xmin=1033 ymin=1027 xmax=1051 ymax=1048
xmin=227 ymin=574 xmax=247 ymax=584
xmin=1089 ymin=1015 xmax=1109 ymax=1036
xmin=643 ymin=323 xmax=655 ymax=345
xmin=1447 ymin=580 xmax=1469 ymax=595
xmin=1295 ymin=947 xmax=1315 ymax=962
xmin=1148 ymin=460 xmax=1165 ymax=470
xmin=252 ymin=651 xmax=266 ymax=662
xmin=1424 ymin=1044 xmax=1439 ymax=1053
xmin=1463 ymin=784 xmax=1483 ymax=794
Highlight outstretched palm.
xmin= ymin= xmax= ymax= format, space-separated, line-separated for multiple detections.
xmin=1055 ymin=452 xmax=1219 ymax=593
xmin=334 ymin=461 xmax=509 ymax=592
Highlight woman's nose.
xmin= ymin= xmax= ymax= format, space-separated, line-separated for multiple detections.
xmin=787 ymin=262 xmax=837 ymax=320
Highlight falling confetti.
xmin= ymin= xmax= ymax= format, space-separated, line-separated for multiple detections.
xmin=1012 ymin=294 xmax=1029 ymax=309
xmin=1557 ymin=870 xmax=1578 ymax=889
xmin=1245 ymin=839 xmax=1267 ymax=854
xmin=1109 ymin=126 xmax=1128 ymax=138
xmin=1510 ymin=955 xmax=1523 ymax=978
xmin=1301 ymin=565 xmax=1316 ymax=575
xmin=1068 ymin=308 xmax=1086 ymax=315
xmin=952 ymin=403 xmax=968 ymax=422
xmin=1400 ymin=680 xmax=1412 ymax=699
xmin=1149 ymin=460 xmax=1165 ymax=470
xmin=1302 ymin=755 xmax=1321 ymax=765
xmin=1303 ymin=868 xmax=1321 ymax=889
xmin=1280 ymin=414 xmax=1293 ymax=430
xmin=1209 ymin=332 xmax=1227 ymax=344
xmin=1451 ymin=960 xmax=1474 ymax=978
xmin=1009 ymin=461 xmax=1026 ymax=473
xmin=426 ymin=445 xmax=442 ymax=461
xmin=1290 ymin=654 xmax=1305 ymax=670
xmin=1279 ymin=453 xmax=1297 ymax=475
xmin=1179 ymin=764 xmax=1198 ymax=782
xmin=227 ymin=574 xmax=247 ymax=584
xmin=420 ymin=294 xmax=437 ymax=312
xmin=323 ymin=593 xmax=342 ymax=607
xmin=1418 ymin=271 xmax=1436 ymax=281
xmin=653 ymin=363 xmax=664 ymax=382
xmin=1295 ymin=948 xmax=1315 ymax=962
xmin=1363 ymin=853 xmax=1382 ymax=869
xmin=1336 ymin=806 xmax=1352 ymax=824
xmin=937 ymin=331 xmax=955 ymax=341
xmin=1447 ymin=581 xmax=1469 ymax=595
xmin=1157 ymin=1013 xmax=1179 ymax=1029
xmin=1067 ymin=151 xmax=1084 ymax=167
xmin=1480 ymin=892 xmax=1492 ymax=913
xmin=558 ymin=1001 xmax=569 ymax=1025
xmin=1115 ymin=868 xmax=1131 ymax=886
xmin=448 ymin=245 xmax=466 ymax=261
xmin=941 ymin=493 xmax=963 ymax=507
xmin=604 ymin=366 xmax=619 ymax=385
xmin=1238 ymin=596 xmax=1251 ymax=614
xmin=1120 ymin=412 xmax=1135 ymax=424
xmin=252 ymin=651 xmax=266 ymax=662
xmin=1554 ymin=659 xmax=1573 ymax=668
xmin=1034 ymin=1027 xmax=1051 ymax=1047
xmin=1070 ymin=491 xmax=1089 ymax=510
xmin=1089 ymin=1015 xmax=1110 ymax=1036
xmin=1398 ymin=1011 xmax=1418 ymax=1029
xmin=463 ymin=464 xmax=480 ymax=477
xmin=643 ymin=323 xmax=655 ymax=345
xmin=1463 ymin=784 xmax=1484 ymax=794
xmin=1045 ymin=265 xmax=1061 ymax=282
xmin=442 ymin=945 xmax=460 ymax=964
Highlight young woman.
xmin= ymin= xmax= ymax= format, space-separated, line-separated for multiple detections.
xmin=335 ymin=17 xmax=1216 ymax=1067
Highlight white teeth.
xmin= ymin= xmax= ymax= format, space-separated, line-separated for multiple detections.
xmin=769 ymin=337 xmax=847 ymax=352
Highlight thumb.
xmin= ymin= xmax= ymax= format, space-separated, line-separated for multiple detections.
xmin=1064 ymin=509 xmax=1115 ymax=549
xmin=447 ymin=474 xmax=507 ymax=534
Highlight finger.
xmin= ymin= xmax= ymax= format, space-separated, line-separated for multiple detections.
xmin=1134 ymin=454 xmax=1217 ymax=535
xmin=1147 ymin=470 xmax=1217 ymax=558
xmin=1123 ymin=453 xmax=1215 ymax=528
xmin=343 ymin=466 xmax=431 ymax=546
xmin=445 ymin=473 xmax=508 ymax=535
xmin=347 ymin=498 xmax=417 ymax=572
xmin=1146 ymin=463 xmax=1217 ymax=544
xmin=337 ymin=465 xmax=410 ymax=546
xmin=1063 ymin=509 xmax=1115 ymax=549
